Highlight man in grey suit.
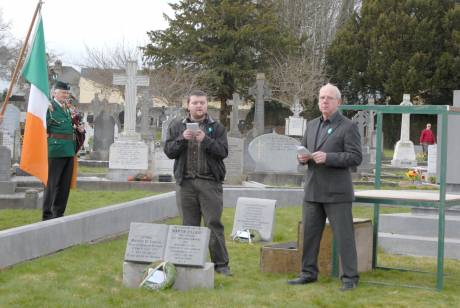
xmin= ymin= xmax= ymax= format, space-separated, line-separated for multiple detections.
xmin=288 ymin=83 xmax=362 ymax=291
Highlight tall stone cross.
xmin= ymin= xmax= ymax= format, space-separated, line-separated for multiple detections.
xmin=226 ymin=92 xmax=242 ymax=137
xmin=249 ymin=73 xmax=271 ymax=136
xmin=113 ymin=61 xmax=149 ymax=136
xmin=399 ymin=94 xmax=413 ymax=142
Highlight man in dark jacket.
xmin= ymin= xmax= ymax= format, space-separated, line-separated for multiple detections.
xmin=164 ymin=90 xmax=231 ymax=276
xmin=42 ymin=81 xmax=84 ymax=220
xmin=287 ymin=83 xmax=362 ymax=291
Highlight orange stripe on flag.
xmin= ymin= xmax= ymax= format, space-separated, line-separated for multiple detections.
xmin=70 ymin=156 xmax=78 ymax=189
xmin=19 ymin=112 xmax=48 ymax=185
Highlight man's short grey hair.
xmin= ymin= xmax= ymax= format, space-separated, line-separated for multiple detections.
xmin=320 ymin=83 xmax=341 ymax=100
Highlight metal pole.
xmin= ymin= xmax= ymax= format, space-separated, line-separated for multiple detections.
xmin=436 ymin=110 xmax=448 ymax=290
xmin=0 ymin=1 xmax=43 ymax=122
xmin=372 ymin=112 xmax=383 ymax=269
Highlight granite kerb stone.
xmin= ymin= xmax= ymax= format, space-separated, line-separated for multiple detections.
xmin=0 ymin=192 xmax=178 ymax=269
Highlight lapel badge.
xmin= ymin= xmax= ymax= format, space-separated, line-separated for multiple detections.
xmin=327 ymin=128 xmax=333 ymax=134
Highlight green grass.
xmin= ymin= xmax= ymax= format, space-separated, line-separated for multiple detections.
xmin=0 ymin=190 xmax=156 ymax=231
xmin=78 ymin=165 xmax=109 ymax=174
xmin=383 ymin=148 xmax=394 ymax=160
xmin=1 ymin=205 xmax=459 ymax=307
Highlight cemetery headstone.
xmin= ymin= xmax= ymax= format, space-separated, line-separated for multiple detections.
xmin=108 ymin=61 xmax=149 ymax=180
xmin=161 ymin=116 xmax=174 ymax=144
xmin=427 ymin=144 xmax=437 ymax=176
xmin=248 ymin=132 xmax=300 ymax=173
xmin=139 ymin=90 xmax=154 ymax=141
xmin=164 ymin=225 xmax=211 ymax=267
xmin=109 ymin=142 xmax=148 ymax=170
xmin=153 ymin=141 xmax=174 ymax=180
xmin=0 ymin=144 xmax=16 ymax=194
xmin=0 ymin=145 xmax=11 ymax=181
xmin=352 ymin=111 xmax=371 ymax=169
xmin=0 ymin=105 xmax=21 ymax=158
xmin=123 ymin=223 xmax=213 ymax=290
xmin=124 ymin=223 xmax=169 ymax=263
xmin=0 ymin=105 xmax=21 ymax=136
xmin=249 ymin=73 xmax=271 ymax=137
xmin=113 ymin=61 xmax=149 ymax=137
xmin=226 ymin=93 xmax=242 ymax=137
xmin=224 ymin=136 xmax=244 ymax=184
xmin=231 ymin=197 xmax=277 ymax=242
xmin=92 ymin=110 xmax=115 ymax=160
xmin=438 ymin=90 xmax=460 ymax=192
xmin=285 ymin=96 xmax=306 ymax=137
xmin=124 ymin=223 xmax=211 ymax=267
xmin=391 ymin=94 xmax=417 ymax=167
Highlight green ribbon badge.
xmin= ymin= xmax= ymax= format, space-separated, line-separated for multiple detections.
xmin=327 ymin=128 xmax=333 ymax=134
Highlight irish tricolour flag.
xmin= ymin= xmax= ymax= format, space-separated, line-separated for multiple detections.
xmin=19 ymin=15 xmax=49 ymax=185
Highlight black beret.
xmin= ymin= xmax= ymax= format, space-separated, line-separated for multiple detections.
xmin=54 ymin=81 xmax=70 ymax=91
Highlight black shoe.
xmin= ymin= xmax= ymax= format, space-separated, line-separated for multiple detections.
xmin=287 ymin=275 xmax=317 ymax=285
xmin=215 ymin=266 xmax=233 ymax=276
xmin=340 ymin=281 xmax=358 ymax=291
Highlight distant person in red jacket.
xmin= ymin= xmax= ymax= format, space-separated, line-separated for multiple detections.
xmin=419 ymin=123 xmax=436 ymax=155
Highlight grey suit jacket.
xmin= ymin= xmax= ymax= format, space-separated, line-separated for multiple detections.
xmin=302 ymin=111 xmax=362 ymax=203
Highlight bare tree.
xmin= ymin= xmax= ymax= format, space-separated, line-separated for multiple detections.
xmin=147 ymin=64 xmax=206 ymax=107
xmin=81 ymin=41 xmax=203 ymax=106
xmin=269 ymin=0 xmax=360 ymax=113
xmin=0 ymin=9 xmax=19 ymax=82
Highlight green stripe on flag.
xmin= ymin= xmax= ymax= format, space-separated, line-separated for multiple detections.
xmin=22 ymin=15 xmax=49 ymax=96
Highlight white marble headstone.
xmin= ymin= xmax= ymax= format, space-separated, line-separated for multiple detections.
xmin=109 ymin=141 xmax=148 ymax=170
xmin=231 ymin=197 xmax=276 ymax=242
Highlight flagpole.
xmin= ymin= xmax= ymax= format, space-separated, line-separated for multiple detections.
xmin=0 ymin=0 xmax=43 ymax=123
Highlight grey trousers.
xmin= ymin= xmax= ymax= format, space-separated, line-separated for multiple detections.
xmin=301 ymin=201 xmax=359 ymax=283
xmin=179 ymin=178 xmax=229 ymax=268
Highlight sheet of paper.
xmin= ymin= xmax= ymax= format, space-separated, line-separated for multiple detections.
xmin=186 ymin=122 xmax=199 ymax=132
xmin=296 ymin=146 xmax=311 ymax=156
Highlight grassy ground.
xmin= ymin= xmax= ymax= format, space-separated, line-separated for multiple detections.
xmin=1 ymin=205 xmax=458 ymax=308
xmin=78 ymin=165 xmax=109 ymax=174
xmin=0 ymin=190 xmax=156 ymax=231
xmin=383 ymin=148 xmax=394 ymax=160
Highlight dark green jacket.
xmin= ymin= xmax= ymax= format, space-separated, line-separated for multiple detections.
xmin=47 ymin=99 xmax=76 ymax=158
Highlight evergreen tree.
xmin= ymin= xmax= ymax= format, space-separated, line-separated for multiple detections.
xmin=326 ymin=0 xmax=460 ymax=105
xmin=142 ymin=0 xmax=299 ymax=122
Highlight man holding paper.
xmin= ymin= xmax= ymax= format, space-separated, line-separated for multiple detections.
xmin=288 ymin=83 xmax=362 ymax=291
xmin=164 ymin=90 xmax=232 ymax=276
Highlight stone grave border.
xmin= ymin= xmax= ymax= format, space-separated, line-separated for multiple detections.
xmin=0 ymin=187 xmax=304 ymax=269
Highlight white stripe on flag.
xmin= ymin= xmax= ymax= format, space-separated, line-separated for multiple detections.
xmin=27 ymin=83 xmax=49 ymax=129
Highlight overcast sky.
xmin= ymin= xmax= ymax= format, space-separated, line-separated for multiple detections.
xmin=1 ymin=0 xmax=177 ymax=67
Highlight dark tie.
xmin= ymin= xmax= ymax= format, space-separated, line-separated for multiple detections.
xmin=316 ymin=120 xmax=330 ymax=149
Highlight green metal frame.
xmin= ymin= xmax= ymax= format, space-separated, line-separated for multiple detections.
xmin=330 ymin=104 xmax=460 ymax=291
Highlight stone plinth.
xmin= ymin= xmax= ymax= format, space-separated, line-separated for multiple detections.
xmin=123 ymin=261 xmax=148 ymax=288
xmin=123 ymin=261 xmax=215 ymax=291
xmin=0 ymin=181 xmax=16 ymax=194
xmin=173 ymin=262 xmax=214 ymax=291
